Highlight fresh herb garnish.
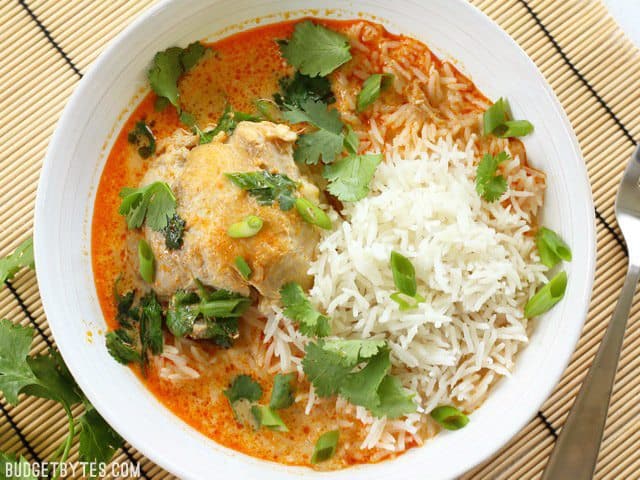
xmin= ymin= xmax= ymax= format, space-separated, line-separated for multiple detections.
xmin=278 ymin=21 xmax=352 ymax=77
xmin=280 ymin=282 xmax=331 ymax=337
xmin=105 ymin=329 xmax=141 ymax=365
xmin=119 ymin=181 xmax=177 ymax=231
xmin=536 ymin=227 xmax=572 ymax=268
xmin=274 ymin=71 xmax=335 ymax=110
xmin=127 ymin=121 xmax=156 ymax=158
xmin=0 ymin=237 xmax=34 ymax=288
xmin=389 ymin=251 xmax=425 ymax=311
xmin=483 ymin=97 xmax=534 ymax=138
xmin=165 ymin=286 xmax=251 ymax=346
xmin=475 ymin=151 xmax=510 ymax=202
xmin=323 ymin=153 xmax=382 ymax=202
xmin=525 ymin=271 xmax=567 ymax=318
xmin=224 ymin=374 xmax=263 ymax=403
xmin=137 ymin=239 xmax=155 ymax=283
xmin=139 ymin=291 xmax=164 ymax=367
xmin=311 ymin=430 xmax=340 ymax=464
xmin=196 ymin=105 xmax=261 ymax=144
xmin=343 ymin=125 xmax=359 ymax=155
xmin=356 ymin=73 xmax=394 ymax=112
xmin=227 ymin=215 xmax=264 ymax=238
xmin=269 ymin=373 xmax=296 ymax=410
xmin=225 ymin=171 xmax=298 ymax=211
xmin=0 ymin=320 xmax=123 ymax=476
xmin=162 ymin=213 xmax=186 ymax=250
xmin=147 ymin=42 xmax=208 ymax=110
xmin=251 ymin=405 xmax=288 ymax=431
xmin=302 ymin=339 xmax=416 ymax=418
xmin=430 ymin=405 xmax=469 ymax=430
xmin=234 ymin=256 xmax=252 ymax=280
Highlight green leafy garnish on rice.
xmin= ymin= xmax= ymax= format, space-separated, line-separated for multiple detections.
xmin=356 ymin=73 xmax=394 ymax=112
xmin=475 ymin=151 xmax=510 ymax=202
xmin=278 ymin=21 xmax=352 ymax=77
xmin=302 ymin=339 xmax=416 ymax=418
xmin=323 ymin=153 xmax=382 ymax=202
xmin=280 ymin=282 xmax=331 ymax=337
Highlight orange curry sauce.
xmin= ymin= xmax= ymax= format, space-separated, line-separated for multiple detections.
xmin=92 ymin=18 xmax=492 ymax=469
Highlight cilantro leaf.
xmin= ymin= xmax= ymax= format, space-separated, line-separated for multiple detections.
xmin=302 ymin=339 xmax=416 ymax=418
xmin=323 ymin=153 xmax=382 ymax=202
xmin=475 ymin=151 xmax=510 ymax=202
xmin=24 ymin=351 xmax=83 ymax=407
xmin=0 ymin=319 xmax=38 ymax=405
xmin=118 ymin=181 xmax=177 ymax=231
xmin=356 ymin=73 xmax=394 ymax=112
xmin=148 ymin=42 xmax=208 ymax=108
xmin=282 ymin=99 xmax=342 ymax=133
xmin=294 ymin=129 xmax=344 ymax=165
xmin=301 ymin=341 xmax=353 ymax=397
xmin=224 ymin=374 xmax=263 ymax=403
xmin=78 ymin=406 xmax=123 ymax=465
xmin=339 ymin=347 xmax=390 ymax=409
xmin=280 ymin=282 xmax=330 ymax=337
xmin=269 ymin=373 xmax=296 ymax=410
xmin=226 ymin=171 xmax=298 ymax=211
xmin=343 ymin=125 xmax=359 ymax=155
xmin=162 ymin=213 xmax=186 ymax=250
xmin=105 ymin=329 xmax=141 ymax=365
xmin=369 ymin=375 xmax=416 ymax=419
xmin=139 ymin=291 xmax=163 ymax=360
xmin=0 ymin=237 xmax=34 ymax=287
xmin=279 ymin=21 xmax=352 ymax=77
xmin=274 ymin=72 xmax=335 ymax=110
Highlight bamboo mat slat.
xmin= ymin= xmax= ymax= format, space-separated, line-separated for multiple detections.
xmin=1 ymin=0 xmax=639 ymax=479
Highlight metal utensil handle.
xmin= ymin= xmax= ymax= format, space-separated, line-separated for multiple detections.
xmin=542 ymin=263 xmax=640 ymax=480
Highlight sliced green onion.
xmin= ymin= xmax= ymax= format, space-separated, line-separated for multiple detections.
xmin=496 ymin=120 xmax=534 ymax=138
xmin=525 ymin=271 xmax=568 ymax=318
xmin=311 ymin=430 xmax=340 ymax=464
xmin=430 ymin=405 xmax=469 ymax=430
xmin=483 ymin=97 xmax=533 ymax=138
xmin=228 ymin=215 xmax=263 ymax=238
xmin=137 ymin=239 xmax=155 ymax=283
xmin=295 ymin=198 xmax=332 ymax=230
xmin=390 ymin=292 xmax=425 ymax=311
xmin=269 ymin=373 xmax=296 ymax=410
xmin=483 ymin=98 xmax=509 ymax=136
xmin=234 ymin=256 xmax=252 ymax=280
xmin=199 ymin=298 xmax=251 ymax=318
xmin=254 ymin=99 xmax=283 ymax=122
xmin=536 ymin=227 xmax=572 ymax=268
xmin=356 ymin=73 xmax=394 ymax=112
xmin=251 ymin=405 xmax=288 ymax=432
xmin=390 ymin=251 xmax=418 ymax=296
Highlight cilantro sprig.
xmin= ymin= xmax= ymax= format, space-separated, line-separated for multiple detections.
xmin=225 ymin=171 xmax=298 ymax=211
xmin=475 ymin=151 xmax=510 ymax=202
xmin=278 ymin=21 xmax=352 ymax=77
xmin=0 ymin=237 xmax=34 ymax=289
xmin=0 ymin=319 xmax=123 ymax=478
xmin=118 ymin=181 xmax=177 ymax=231
xmin=127 ymin=121 xmax=156 ymax=158
xmin=323 ymin=153 xmax=382 ymax=202
xmin=280 ymin=282 xmax=330 ymax=337
xmin=302 ymin=339 xmax=416 ymax=418
xmin=195 ymin=106 xmax=261 ymax=144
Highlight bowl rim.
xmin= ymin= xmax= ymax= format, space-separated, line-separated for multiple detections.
xmin=34 ymin=1 xmax=596 ymax=479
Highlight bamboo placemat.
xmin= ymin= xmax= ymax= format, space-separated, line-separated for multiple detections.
xmin=1 ymin=0 xmax=639 ymax=478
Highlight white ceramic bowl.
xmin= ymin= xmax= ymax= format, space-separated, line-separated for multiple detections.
xmin=34 ymin=1 xmax=596 ymax=478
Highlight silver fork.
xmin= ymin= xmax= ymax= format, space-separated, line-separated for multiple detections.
xmin=542 ymin=144 xmax=640 ymax=480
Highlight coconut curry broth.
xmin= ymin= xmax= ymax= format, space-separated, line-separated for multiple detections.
xmin=92 ymin=18 xmax=520 ymax=468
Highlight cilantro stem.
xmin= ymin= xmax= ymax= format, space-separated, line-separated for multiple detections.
xmin=52 ymin=407 xmax=76 ymax=480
